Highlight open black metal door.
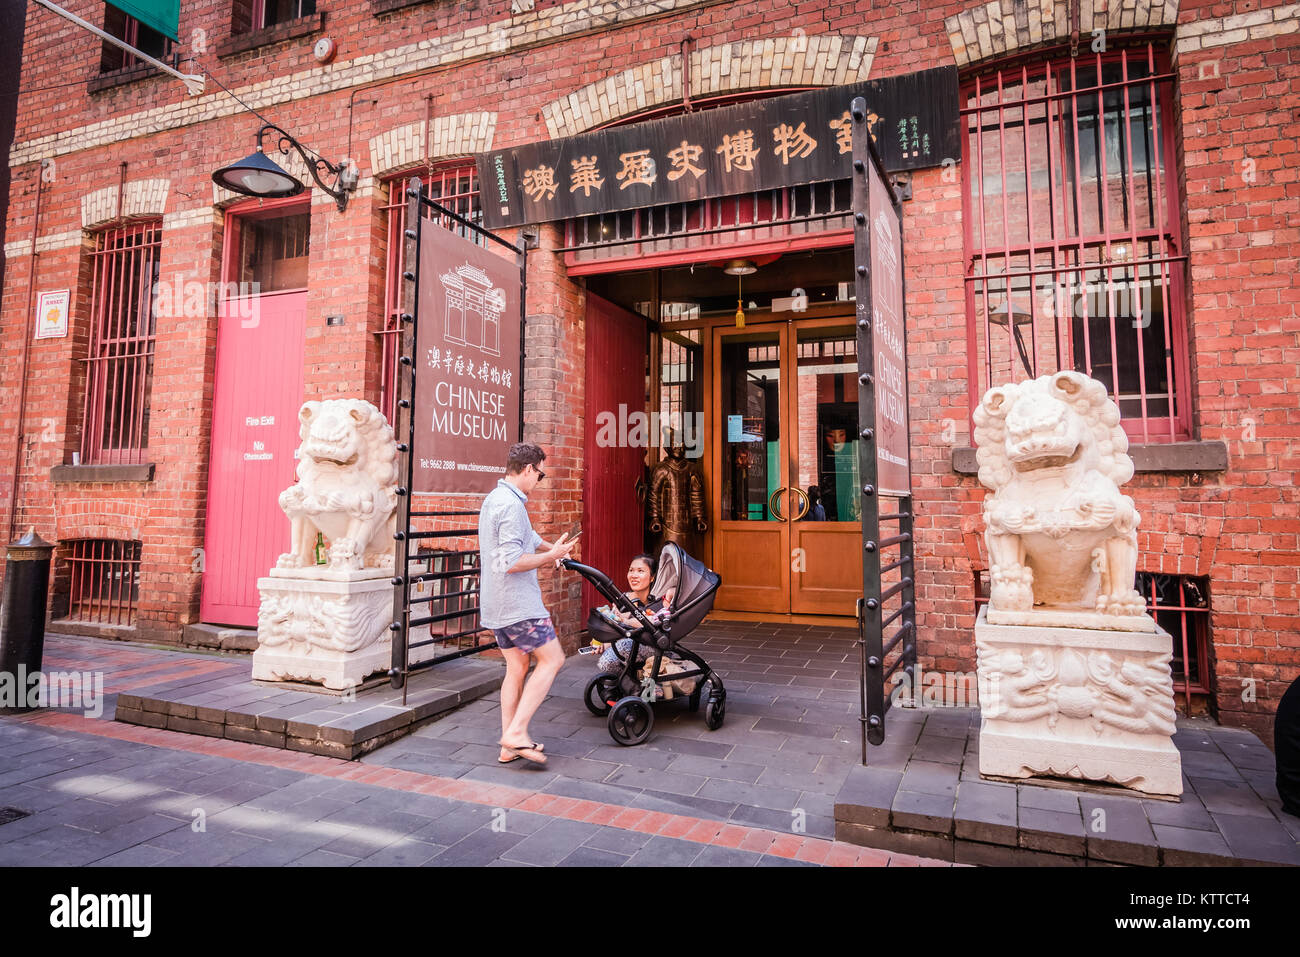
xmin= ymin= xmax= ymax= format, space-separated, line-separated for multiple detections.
xmin=850 ymin=99 xmax=918 ymax=760
xmin=388 ymin=176 xmax=528 ymax=697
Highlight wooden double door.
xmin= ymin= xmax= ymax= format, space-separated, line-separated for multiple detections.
xmin=709 ymin=316 xmax=863 ymax=617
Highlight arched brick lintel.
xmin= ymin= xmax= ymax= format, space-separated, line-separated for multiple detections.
xmin=368 ymin=112 xmax=499 ymax=179
xmin=82 ymin=178 xmax=171 ymax=230
xmin=944 ymin=0 xmax=1181 ymax=68
xmin=539 ymin=34 xmax=879 ymax=139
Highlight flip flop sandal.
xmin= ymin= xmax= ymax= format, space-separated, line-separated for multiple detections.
xmin=497 ymin=742 xmax=545 ymax=764
xmin=500 ymin=743 xmax=547 ymax=765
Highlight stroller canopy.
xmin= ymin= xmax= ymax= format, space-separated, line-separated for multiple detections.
xmin=651 ymin=542 xmax=719 ymax=622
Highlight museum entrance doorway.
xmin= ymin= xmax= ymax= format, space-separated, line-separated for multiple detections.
xmin=712 ymin=315 xmax=861 ymax=616
xmin=583 ymin=245 xmax=861 ymax=623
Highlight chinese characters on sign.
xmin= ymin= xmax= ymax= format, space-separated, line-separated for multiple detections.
xmin=772 ymin=121 xmax=817 ymax=164
xmin=616 ymin=150 xmax=657 ymax=189
xmin=522 ymin=165 xmax=556 ymax=201
xmin=715 ymin=129 xmax=761 ymax=173
xmin=412 ymin=218 xmax=522 ymax=494
xmin=570 ymin=156 xmax=605 ymax=196
xmin=667 ymin=141 xmax=705 ymax=181
xmin=478 ymin=66 xmax=958 ymax=228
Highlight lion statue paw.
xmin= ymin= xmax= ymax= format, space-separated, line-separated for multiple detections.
xmin=990 ymin=563 xmax=1034 ymax=611
xmin=1099 ymin=589 xmax=1146 ymax=617
xmin=328 ymin=539 xmax=364 ymax=571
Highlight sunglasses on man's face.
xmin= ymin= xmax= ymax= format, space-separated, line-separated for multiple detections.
xmin=532 ymin=466 xmax=546 ymax=481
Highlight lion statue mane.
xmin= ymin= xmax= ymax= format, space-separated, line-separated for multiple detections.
xmin=972 ymin=371 xmax=1145 ymax=621
xmin=276 ymin=399 xmax=398 ymax=572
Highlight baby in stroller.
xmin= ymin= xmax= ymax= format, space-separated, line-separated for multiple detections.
xmin=593 ymin=553 xmax=675 ymax=677
xmin=561 ymin=542 xmax=726 ymax=745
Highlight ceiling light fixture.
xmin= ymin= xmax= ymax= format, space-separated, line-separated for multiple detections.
xmin=723 ymin=258 xmax=757 ymax=276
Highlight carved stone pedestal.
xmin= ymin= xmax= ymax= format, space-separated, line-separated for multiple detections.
xmin=252 ymin=571 xmax=394 ymax=691
xmin=975 ymin=606 xmax=1183 ymax=796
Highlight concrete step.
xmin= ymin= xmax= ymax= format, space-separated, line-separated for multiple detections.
xmin=182 ymin=623 xmax=259 ymax=653
xmin=116 ymin=657 xmax=505 ymax=760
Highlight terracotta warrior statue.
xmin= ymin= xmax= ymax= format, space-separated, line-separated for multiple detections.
xmin=646 ymin=433 xmax=708 ymax=558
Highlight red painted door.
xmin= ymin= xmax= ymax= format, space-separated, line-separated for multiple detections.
xmin=582 ymin=294 xmax=648 ymax=614
xmin=200 ymin=290 xmax=307 ymax=626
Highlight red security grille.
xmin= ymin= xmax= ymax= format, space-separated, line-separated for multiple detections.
xmin=379 ymin=163 xmax=482 ymax=421
xmin=561 ymin=181 xmax=854 ymax=268
xmin=1138 ymin=572 xmax=1211 ymax=711
xmin=63 ymin=539 xmax=142 ymax=626
xmin=962 ymin=44 xmax=1190 ymax=443
xmin=562 ymin=89 xmax=848 ymax=271
xmin=81 ymin=221 xmax=161 ymax=465
xmin=972 ymin=568 xmax=1211 ymax=713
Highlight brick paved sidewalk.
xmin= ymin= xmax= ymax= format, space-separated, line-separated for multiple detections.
xmin=0 ymin=629 xmax=951 ymax=867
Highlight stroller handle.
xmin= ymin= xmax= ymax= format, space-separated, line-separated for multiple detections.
xmin=559 ymin=559 xmax=629 ymax=605
xmin=559 ymin=558 xmax=666 ymax=637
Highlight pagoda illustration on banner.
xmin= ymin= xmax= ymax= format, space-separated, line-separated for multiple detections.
xmin=439 ymin=262 xmax=506 ymax=356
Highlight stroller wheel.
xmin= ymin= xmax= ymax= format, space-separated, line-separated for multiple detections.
xmin=607 ymin=696 xmax=654 ymax=746
xmin=704 ymin=694 xmax=726 ymax=731
xmin=584 ymin=674 xmax=620 ymax=716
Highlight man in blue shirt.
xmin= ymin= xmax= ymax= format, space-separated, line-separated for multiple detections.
xmin=479 ymin=442 xmax=575 ymax=765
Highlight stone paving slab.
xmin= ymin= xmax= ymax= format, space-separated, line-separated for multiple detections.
xmin=10 ymin=628 xmax=1291 ymax=868
xmin=117 ymin=656 xmax=504 ymax=759
xmin=833 ymin=708 xmax=1298 ymax=867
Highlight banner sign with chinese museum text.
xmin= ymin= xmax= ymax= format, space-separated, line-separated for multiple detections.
xmin=867 ymin=154 xmax=910 ymax=497
xmin=477 ymin=66 xmax=957 ymax=229
xmin=412 ymin=218 xmax=522 ymax=494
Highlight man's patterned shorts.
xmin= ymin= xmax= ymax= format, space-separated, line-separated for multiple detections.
xmin=492 ymin=616 xmax=557 ymax=653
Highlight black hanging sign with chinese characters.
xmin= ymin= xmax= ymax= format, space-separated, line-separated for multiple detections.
xmin=477 ymin=65 xmax=958 ymax=229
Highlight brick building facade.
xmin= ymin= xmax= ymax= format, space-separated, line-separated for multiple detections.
xmin=2 ymin=0 xmax=1298 ymax=734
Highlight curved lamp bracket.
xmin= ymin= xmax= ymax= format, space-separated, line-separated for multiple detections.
xmin=257 ymin=124 xmax=357 ymax=212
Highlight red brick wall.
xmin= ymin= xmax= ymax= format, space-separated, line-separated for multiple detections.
xmin=2 ymin=0 xmax=1298 ymax=730
xmin=1169 ymin=12 xmax=1300 ymax=732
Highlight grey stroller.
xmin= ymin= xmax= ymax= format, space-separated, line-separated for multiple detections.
xmin=560 ymin=542 xmax=725 ymax=745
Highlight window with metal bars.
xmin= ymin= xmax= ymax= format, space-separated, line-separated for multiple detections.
xmin=972 ymin=569 xmax=1211 ymax=711
xmin=379 ymin=163 xmax=483 ymax=422
xmin=1138 ymin=571 xmax=1211 ymax=708
xmin=657 ymin=328 xmax=703 ymax=442
xmin=81 ymin=221 xmax=161 ymax=465
xmin=61 ymin=539 xmax=143 ymax=626
xmin=962 ymin=43 xmax=1190 ymax=444
xmin=231 ymin=0 xmax=316 ymax=32
xmin=100 ymin=5 xmax=173 ymax=73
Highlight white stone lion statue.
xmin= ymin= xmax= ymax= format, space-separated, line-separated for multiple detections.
xmin=972 ymin=371 xmax=1145 ymax=622
xmin=275 ymin=399 xmax=398 ymax=572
